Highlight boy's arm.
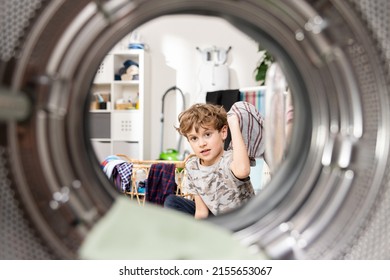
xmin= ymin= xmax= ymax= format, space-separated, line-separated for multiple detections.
xmin=228 ymin=114 xmax=251 ymax=179
xmin=194 ymin=195 xmax=209 ymax=219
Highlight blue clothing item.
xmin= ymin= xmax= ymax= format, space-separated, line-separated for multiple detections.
xmin=164 ymin=195 xmax=214 ymax=217
xmin=137 ymin=180 xmax=146 ymax=193
xmin=164 ymin=194 xmax=195 ymax=216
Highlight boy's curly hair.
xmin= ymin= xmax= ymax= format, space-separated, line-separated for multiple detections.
xmin=176 ymin=103 xmax=227 ymax=137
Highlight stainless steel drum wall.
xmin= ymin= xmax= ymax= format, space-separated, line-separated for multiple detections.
xmin=338 ymin=0 xmax=390 ymax=260
xmin=0 ymin=0 xmax=390 ymax=259
xmin=0 ymin=0 xmax=57 ymax=260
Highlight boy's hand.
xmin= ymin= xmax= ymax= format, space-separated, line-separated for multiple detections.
xmin=227 ymin=112 xmax=240 ymax=126
xmin=228 ymin=111 xmax=250 ymax=179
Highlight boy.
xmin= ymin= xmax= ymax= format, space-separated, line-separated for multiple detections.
xmin=164 ymin=103 xmax=255 ymax=219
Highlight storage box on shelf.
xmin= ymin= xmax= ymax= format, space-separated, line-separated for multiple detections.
xmin=89 ymin=48 xmax=150 ymax=163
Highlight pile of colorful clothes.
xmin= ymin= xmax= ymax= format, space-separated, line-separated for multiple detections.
xmin=101 ymin=155 xmax=133 ymax=193
xmin=101 ymin=155 xmax=177 ymax=205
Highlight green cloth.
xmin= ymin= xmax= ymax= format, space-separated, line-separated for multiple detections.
xmin=79 ymin=197 xmax=267 ymax=259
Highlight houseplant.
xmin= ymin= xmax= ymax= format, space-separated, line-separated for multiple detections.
xmin=254 ymin=45 xmax=274 ymax=85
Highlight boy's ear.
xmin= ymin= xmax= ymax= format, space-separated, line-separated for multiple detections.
xmin=221 ymin=125 xmax=228 ymax=140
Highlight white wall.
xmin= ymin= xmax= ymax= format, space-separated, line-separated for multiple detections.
xmin=131 ymin=14 xmax=260 ymax=159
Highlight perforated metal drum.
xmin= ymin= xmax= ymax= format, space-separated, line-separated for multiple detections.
xmin=1 ymin=0 xmax=389 ymax=259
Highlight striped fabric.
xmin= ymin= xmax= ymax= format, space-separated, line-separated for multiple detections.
xmin=227 ymin=101 xmax=266 ymax=166
xmin=239 ymin=88 xmax=266 ymax=115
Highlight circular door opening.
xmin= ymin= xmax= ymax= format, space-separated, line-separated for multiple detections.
xmin=1 ymin=0 xmax=390 ymax=259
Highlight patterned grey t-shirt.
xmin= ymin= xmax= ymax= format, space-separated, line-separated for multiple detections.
xmin=184 ymin=150 xmax=255 ymax=215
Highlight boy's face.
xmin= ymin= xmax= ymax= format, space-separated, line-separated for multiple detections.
xmin=186 ymin=124 xmax=227 ymax=166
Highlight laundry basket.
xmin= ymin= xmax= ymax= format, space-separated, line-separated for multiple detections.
xmin=116 ymin=154 xmax=194 ymax=205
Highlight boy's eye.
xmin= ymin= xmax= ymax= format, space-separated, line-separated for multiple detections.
xmin=189 ymin=136 xmax=198 ymax=142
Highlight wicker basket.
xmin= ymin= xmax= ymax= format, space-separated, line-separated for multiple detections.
xmin=117 ymin=154 xmax=195 ymax=205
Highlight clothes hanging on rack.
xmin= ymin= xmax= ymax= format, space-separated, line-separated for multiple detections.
xmin=145 ymin=163 xmax=177 ymax=206
xmin=101 ymin=155 xmax=125 ymax=179
xmin=115 ymin=162 xmax=134 ymax=192
xmin=101 ymin=155 xmax=133 ymax=193
xmin=110 ymin=167 xmax=122 ymax=193
xmin=239 ymin=86 xmax=266 ymax=115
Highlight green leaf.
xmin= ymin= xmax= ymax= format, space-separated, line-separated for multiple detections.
xmin=254 ymin=44 xmax=274 ymax=84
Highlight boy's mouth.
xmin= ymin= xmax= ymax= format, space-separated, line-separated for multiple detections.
xmin=200 ymin=149 xmax=211 ymax=155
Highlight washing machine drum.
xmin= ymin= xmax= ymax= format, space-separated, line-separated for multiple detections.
xmin=1 ymin=0 xmax=390 ymax=259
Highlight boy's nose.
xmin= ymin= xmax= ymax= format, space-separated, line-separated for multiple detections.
xmin=199 ymin=139 xmax=207 ymax=147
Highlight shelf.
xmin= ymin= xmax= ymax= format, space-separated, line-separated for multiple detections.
xmin=113 ymin=49 xmax=144 ymax=55
xmin=89 ymin=48 xmax=148 ymax=162
xmin=113 ymin=80 xmax=139 ymax=85
xmin=90 ymin=138 xmax=111 ymax=141
xmin=92 ymin=81 xmax=111 ymax=85
xmin=90 ymin=109 xmax=111 ymax=113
